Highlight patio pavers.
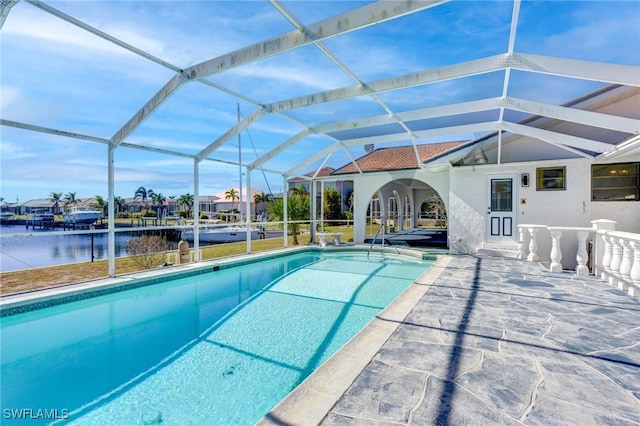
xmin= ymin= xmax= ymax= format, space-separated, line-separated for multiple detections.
xmin=321 ymin=255 xmax=640 ymax=425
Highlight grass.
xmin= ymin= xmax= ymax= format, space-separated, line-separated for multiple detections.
xmin=0 ymin=225 xmax=354 ymax=295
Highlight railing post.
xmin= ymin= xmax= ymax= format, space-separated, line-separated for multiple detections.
xmin=527 ymin=226 xmax=543 ymax=262
xmin=608 ymin=237 xmax=623 ymax=287
xmin=517 ymin=226 xmax=527 ymax=259
xmin=591 ymin=219 xmax=617 ymax=279
xmin=575 ymin=230 xmax=590 ymax=276
xmin=618 ymin=239 xmax=632 ymax=292
xmin=549 ymin=228 xmax=563 ymax=272
xmin=601 ymin=233 xmax=613 ymax=280
xmin=629 ymin=240 xmax=640 ymax=297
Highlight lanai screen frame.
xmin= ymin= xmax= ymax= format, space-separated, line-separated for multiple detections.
xmin=1 ymin=0 xmax=639 ymax=277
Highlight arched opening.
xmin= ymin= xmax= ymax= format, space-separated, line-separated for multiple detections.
xmin=360 ymin=178 xmax=448 ymax=248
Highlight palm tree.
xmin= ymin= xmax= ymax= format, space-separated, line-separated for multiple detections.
xmin=63 ymin=192 xmax=77 ymax=211
xmin=114 ymin=196 xmax=126 ymax=215
xmin=151 ymin=192 xmax=167 ymax=218
xmin=94 ymin=195 xmax=107 ymax=216
xmin=49 ymin=192 xmax=63 ymax=215
xmin=254 ymin=191 xmax=270 ymax=217
xmin=290 ymin=184 xmax=308 ymax=197
xmin=225 ymin=188 xmax=239 ymax=218
xmin=177 ymin=193 xmax=194 ymax=218
xmin=134 ymin=186 xmax=155 ymax=209
xmin=268 ymin=192 xmax=310 ymax=245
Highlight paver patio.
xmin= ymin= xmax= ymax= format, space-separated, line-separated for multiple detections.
xmin=317 ymin=255 xmax=640 ymax=425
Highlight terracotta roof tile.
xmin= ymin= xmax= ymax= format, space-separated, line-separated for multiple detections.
xmin=332 ymin=141 xmax=464 ymax=175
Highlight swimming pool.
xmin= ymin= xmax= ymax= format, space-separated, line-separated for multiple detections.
xmin=1 ymin=249 xmax=435 ymax=425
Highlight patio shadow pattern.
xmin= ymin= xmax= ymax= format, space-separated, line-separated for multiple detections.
xmin=321 ymin=255 xmax=640 ymax=425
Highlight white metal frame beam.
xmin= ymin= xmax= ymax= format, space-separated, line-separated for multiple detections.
xmin=504 ymin=97 xmax=640 ymax=134
xmin=247 ymin=88 xmax=640 ymax=171
xmin=500 ymin=121 xmax=612 ymax=154
xmin=111 ymin=0 xmax=440 ymax=148
xmin=270 ymin=0 xmax=446 ymax=168
xmin=265 ymin=54 xmax=640 ymax=118
xmin=0 ymin=0 xmax=19 ymax=29
xmin=513 ymin=53 xmax=640 ymax=87
xmin=248 ymin=130 xmax=311 ymax=170
xmin=341 ymin=122 xmax=500 ymax=147
xmin=286 ymin=142 xmax=342 ymax=177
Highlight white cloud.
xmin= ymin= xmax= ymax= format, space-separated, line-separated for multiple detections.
xmin=4 ymin=8 xmax=130 ymax=56
xmin=0 ymin=139 xmax=38 ymax=160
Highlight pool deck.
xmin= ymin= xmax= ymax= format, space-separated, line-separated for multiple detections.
xmin=261 ymin=254 xmax=640 ymax=426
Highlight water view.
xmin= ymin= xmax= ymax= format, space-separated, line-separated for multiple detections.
xmin=0 ymin=226 xmax=168 ymax=273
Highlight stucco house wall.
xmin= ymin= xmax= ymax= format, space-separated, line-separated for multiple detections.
xmin=449 ymin=155 xmax=640 ymax=267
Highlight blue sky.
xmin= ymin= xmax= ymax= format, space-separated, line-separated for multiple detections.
xmin=1 ymin=0 xmax=638 ymax=204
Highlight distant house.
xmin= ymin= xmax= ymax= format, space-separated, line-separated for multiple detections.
xmin=288 ymin=167 xmax=354 ymax=216
xmin=17 ymin=198 xmax=56 ymax=215
xmin=198 ymin=187 xmax=265 ymax=220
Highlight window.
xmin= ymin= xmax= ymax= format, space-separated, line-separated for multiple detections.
xmin=592 ymin=162 xmax=640 ymax=201
xmin=536 ymin=167 xmax=566 ymax=191
xmin=491 ymin=178 xmax=513 ymax=211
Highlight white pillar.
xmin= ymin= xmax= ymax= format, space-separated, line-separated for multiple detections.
xmin=517 ymin=226 xmax=527 ymax=259
xmin=591 ymin=219 xmax=617 ymax=278
xmin=608 ymin=237 xmax=622 ymax=286
xmin=527 ymin=226 xmax=542 ymax=262
xmin=108 ymin=145 xmax=116 ymax=277
xmin=601 ymin=234 xmax=613 ymax=280
xmin=549 ymin=229 xmax=563 ymax=273
xmin=245 ymin=171 xmax=251 ymax=253
xmin=575 ymin=231 xmax=590 ymax=276
xmin=193 ymin=160 xmax=200 ymax=262
xmin=283 ymin=175 xmax=288 ymax=248
xmin=311 ymin=180 xmax=318 ymax=241
xmin=618 ymin=238 xmax=632 ymax=292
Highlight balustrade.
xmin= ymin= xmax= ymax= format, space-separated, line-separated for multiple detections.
xmin=595 ymin=229 xmax=640 ymax=298
xmin=515 ymin=220 xmax=639 ymax=298
xmin=517 ymin=224 xmax=593 ymax=276
xmin=517 ymin=224 xmax=546 ymax=262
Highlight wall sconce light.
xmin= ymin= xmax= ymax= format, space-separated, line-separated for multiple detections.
xmin=521 ymin=173 xmax=529 ymax=187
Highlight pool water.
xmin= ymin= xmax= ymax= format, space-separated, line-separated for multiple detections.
xmin=1 ymin=250 xmax=434 ymax=425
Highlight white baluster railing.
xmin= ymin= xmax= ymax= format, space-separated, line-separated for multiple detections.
xmin=546 ymin=226 xmax=594 ymax=276
xmin=517 ymin=224 xmax=547 ymax=262
xmin=595 ymin=230 xmax=640 ymax=297
xmin=516 ymin=220 xmax=640 ymax=298
xmin=548 ymin=228 xmax=563 ymax=273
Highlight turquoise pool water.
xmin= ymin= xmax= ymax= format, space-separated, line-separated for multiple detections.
xmin=1 ymin=250 xmax=434 ymax=425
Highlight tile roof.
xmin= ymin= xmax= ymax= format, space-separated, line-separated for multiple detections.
xmin=332 ymin=142 xmax=465 ymax=175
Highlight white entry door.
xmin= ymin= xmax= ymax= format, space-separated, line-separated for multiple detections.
xmin=486 ymin=174 xmax=516 ymax=243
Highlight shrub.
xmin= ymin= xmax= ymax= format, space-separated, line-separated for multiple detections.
xmin=117 ymin=212 xmax=130 ymax=219
xmin=141 ymin=209 xmax=157 ymax=218
xmin=178 ymin=210 xmax=188 ymax=218
xmin=344 ymin=211 xmax=353 ymax=223
xmin=200 ymin=213 xmax=209 ymax=220
xmin=125 ymin=235 xmax=168 ymax=270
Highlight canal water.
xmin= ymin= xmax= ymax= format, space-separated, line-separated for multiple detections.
xmin=0 ymin=225 xmax=178 ymax=273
